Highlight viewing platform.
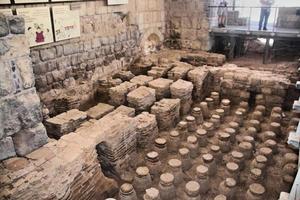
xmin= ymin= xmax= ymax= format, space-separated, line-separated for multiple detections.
xmin=208 ymin=6 xmax=300 ymax=40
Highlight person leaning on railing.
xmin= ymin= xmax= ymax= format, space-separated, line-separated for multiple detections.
xmin=217 ymin=0 xmax=228 ymax=28
xmin=259 ymin=0 xmax=275 ymax=31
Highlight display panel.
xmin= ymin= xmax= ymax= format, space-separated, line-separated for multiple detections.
xmin=14 ymin=0 xmax=48 ymax=3
xmin=107 ymin=0 xmax=128 ymax=5
xmin=52 ymin=5 xmax=80 ymax=41
xmin=16 ymin=7 xmax=54 ymax=47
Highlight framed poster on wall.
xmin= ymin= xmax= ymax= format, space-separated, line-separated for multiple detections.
xmin=107 ymin=0 xmax=128 ymax=5
xmin=52 ymin=5 xmax=80 ymax=41
xmin=16 ymin=7 xmax=54 ymax=47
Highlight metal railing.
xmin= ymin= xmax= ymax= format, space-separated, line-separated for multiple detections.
xmin=208 ymin=6 xmax=300 ymax=33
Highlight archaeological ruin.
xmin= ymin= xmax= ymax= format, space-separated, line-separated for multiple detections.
xmin=0 ymin=0 xmax=300 ymax=200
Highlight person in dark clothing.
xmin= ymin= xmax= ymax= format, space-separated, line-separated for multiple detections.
xmin=259 ymin=0 xmax=275 ymax=30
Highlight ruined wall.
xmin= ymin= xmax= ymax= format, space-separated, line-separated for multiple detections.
xmin=209 ymin=64 xmax=291 ymax=111
xmin=164 ymin=0 xmax=210 ymax=50
xmin=0 ymin=112 xmax=140 ymax=200
xmin=0 ymin=14 xmax=48 ymax=161
xmin=0 ymin=0 xmax=166 ymax=116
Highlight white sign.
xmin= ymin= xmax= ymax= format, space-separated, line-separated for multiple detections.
xmin=52 ymin=6 xmax=80 ymax=41
xmin=0 ymin=0 xmax=10 ymax=4
xmin=15 ymin=0 xmax=48 ymax=3
xmin=107 ymin=0 xmax=128 ymax=5
xmin=17 ymin=7 xmax=54 ymax=47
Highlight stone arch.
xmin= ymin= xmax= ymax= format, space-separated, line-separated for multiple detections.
xmin=140 ymin=28 xmax=164 ymax=55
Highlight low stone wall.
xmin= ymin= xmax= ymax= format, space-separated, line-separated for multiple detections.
xmin=0 ymin=112 xmax=140 ymax=200
xmin=0 ymin=14 xmax=48 ymax=160
xmin=209 ymin=64 xmax=291 ymax=111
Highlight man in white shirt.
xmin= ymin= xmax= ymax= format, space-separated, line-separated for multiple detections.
xmin=259 ymin=0 xmax=275 ymax=30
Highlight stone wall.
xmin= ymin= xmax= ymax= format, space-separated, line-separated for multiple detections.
xmin=0 ymin=0 xmax=166 ymax=116
xmin=0 ymin=111 xmax=141 ymax=200
xmin=277 ymin=7 xmax=300 ymax=29
xmin=164 ymin=0 xmax=210 ymax=50
xmin=0 ymin=14 xmax=48 ymax=161
xmin=209 ymin=64 xmax=291 ymax=111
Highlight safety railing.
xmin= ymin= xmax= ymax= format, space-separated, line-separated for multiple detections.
xmin=208 ymin=6 xmax=300 ymax=33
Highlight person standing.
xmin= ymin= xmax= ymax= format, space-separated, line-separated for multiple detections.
xmin=259 ymin=0 xmax=275 ymax=30
xmin=217 ymin=0 xmax=228 ymax=28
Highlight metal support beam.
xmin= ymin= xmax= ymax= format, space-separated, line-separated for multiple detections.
xmin=263 ymin=38 xmax=270 ymax=64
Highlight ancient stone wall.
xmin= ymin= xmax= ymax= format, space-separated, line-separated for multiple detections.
xmin=0 ymin=112 xmax=140 ymax=200
xmin=0 ymin=0 xmax=166 ymax=116
xmin=164 ymin=0 xmax=210 ymax=50
xmin=0 ymin=14 xmax=48 ymax=161
xmin=209 ymin=64 xmax=291 ymax=112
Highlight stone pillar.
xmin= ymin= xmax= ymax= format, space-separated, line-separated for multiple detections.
xmin=0 ymin=14 xmax=48 ymax=160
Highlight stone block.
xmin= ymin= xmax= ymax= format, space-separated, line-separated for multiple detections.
xmin=40 ymin=48 xmax=56 ymax=61
xmin=0 ymin=88 xmax=43 ymax=138
xmin=170 ymin=79 xmax=194 ymax=115
xmin=0 ymin=14 xmax=9 ymax=37
xmin=0 ymin=39 xmax=9 ymax=55
xmin=63 ymin=43 xmax=79 ymax=55
xmin=16 ymin=56 xmax=35 ymax=89
xmin=52 ymin=70 xmax=66 ymax=82
xmin=130 ymin=75 xmax=154 ymax=86
xmin=187 ymin=68 xmax=210 ymax=100
xmin=0 ymin=35 xmax=29 ymax=60
xmin=170 ymin=79 xmax=194 ymax=99
xmin=148 ymin=78 xmax=174 ymax=100
xmin=12 ymin=123 xmax=48 ymax=156
xmin=151 ymin=98 xmax=180 ymax=131
xmin=0 ymin=60 xmax=15 ymax=97
xmin=86 ymin=103 xmax=115 ymax=120
xmin=127 ymin=86 xmax=156 ymax=112
xmin=8 ymin=16 xmax=25 ymax=34
xmin=135 ymin=112 xmax=158 ymax=148
xmin=0 ymin=137 xmax=16 ymax=160
xmin=45 ymin=109 xmax=87 ymax=138
xmin=148 ymin=64 xmax=173 ymax=79
xmin=167 ymin=62 xmax=194 ymax=81
xmin=95 ymin=113 xmax=139 ymax=173
xmin=109 ymin=81 xmax=138 ymax=106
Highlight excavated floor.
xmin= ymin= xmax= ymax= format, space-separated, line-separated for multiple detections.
xmin=107 ymin=101 xmax=298 ymax=199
